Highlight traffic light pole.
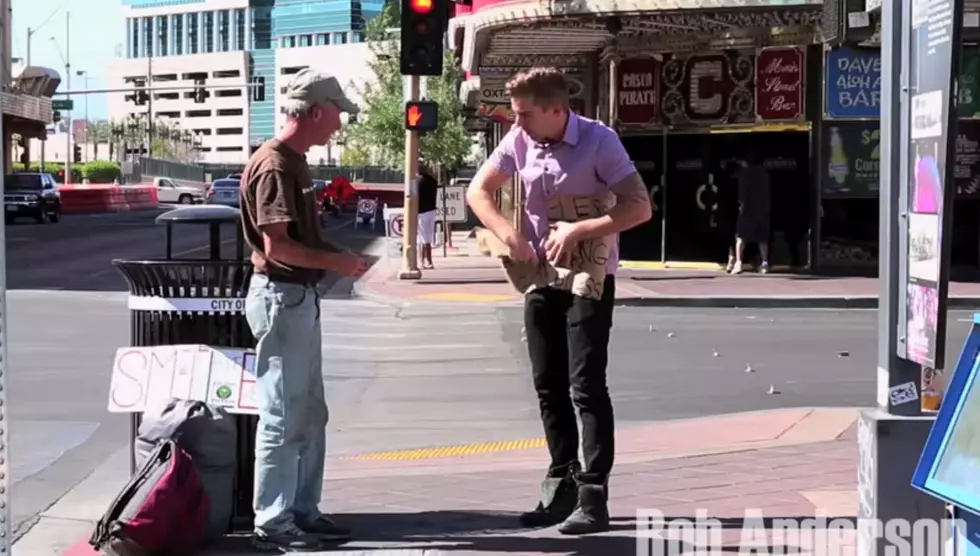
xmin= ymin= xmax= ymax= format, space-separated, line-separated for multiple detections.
xmin=399 ymin=74 xmax=422 ymax=280
xmin=64 ymin=11 xmax=71 ymax=185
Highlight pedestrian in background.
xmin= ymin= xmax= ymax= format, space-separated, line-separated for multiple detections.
xmin=239 ymin=68 xmax=365 ymax=553
xmin=417 ymin=161 xmax=439 ymax=269
xmin=729 ymin=151 xmax=771 ymax=274
xmin=466 ymin=66 xmax=651 ymax=535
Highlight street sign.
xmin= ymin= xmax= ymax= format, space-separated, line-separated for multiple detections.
xmin=439 ymin=185 xmax=467 ymax=223
xmin=52 ymin=99 xmax=74 ymax=110
xmin=383 ymin=206 xmax=405 ymax=257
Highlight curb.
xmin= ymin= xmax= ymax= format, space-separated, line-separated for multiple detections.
xmin=350 ymin=286 xmax=980 ymax=310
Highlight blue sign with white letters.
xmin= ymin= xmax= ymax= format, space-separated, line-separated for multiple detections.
xmin=825 ymin=46 xmax=882 ymax=119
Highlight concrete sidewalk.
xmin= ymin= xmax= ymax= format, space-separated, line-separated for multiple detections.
xmin=27 ymin=407 xmax=861 ymax=556
xmin=353 ymin=235 xmax=980 ymax=308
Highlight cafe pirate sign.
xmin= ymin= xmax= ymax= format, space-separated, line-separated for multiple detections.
xmin=617 ymin=57 xmax=660 ymax=125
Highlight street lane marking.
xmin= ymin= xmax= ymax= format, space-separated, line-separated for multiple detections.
xmin=346 ymin=437 xmax=547 ymax=460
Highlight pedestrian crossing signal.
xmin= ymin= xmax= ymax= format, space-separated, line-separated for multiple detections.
xmin=405 ymin=101 xmax=438 ymax=132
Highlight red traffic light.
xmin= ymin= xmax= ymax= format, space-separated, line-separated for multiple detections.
xmin=409 ymin=0 xmax=433 ymax=13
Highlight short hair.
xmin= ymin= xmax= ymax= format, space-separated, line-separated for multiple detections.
xmin=505 ymin=67 xmax=570 ymax=108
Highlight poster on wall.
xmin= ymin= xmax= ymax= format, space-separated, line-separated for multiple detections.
xmin=899 ymin=0 xmax=963 ymax=370
xmin=755 ymin=47 xmax=804 ymax=121
xmin=616 ymin=57 xmax=660 ymax=125
xmin=476 ymin=69 xmax=587 ymax=123
xmin=821 ymin=121 xmax=880 ymax=198
xmin=660 ymin=51 xmax=755 ymax=126
xmin=824 ymin=46 xmax=882 ymax=119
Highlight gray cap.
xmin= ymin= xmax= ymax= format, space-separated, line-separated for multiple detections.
xmin=282 ymin=68 xmax=359 ymax=115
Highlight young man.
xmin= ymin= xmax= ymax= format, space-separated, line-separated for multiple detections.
xmin=465 ymin=67 xmax=651 ymax=535
xmin=417 ymin=163 xmax=439 ymax=269
xmin=239 ymin=68 xmax=365 ymax=552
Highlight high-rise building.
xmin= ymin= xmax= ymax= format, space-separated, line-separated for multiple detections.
xmin=105 ymin=0 xmax=381 ymax=165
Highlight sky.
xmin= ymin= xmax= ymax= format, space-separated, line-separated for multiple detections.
xmin=13 ymin=0 xmax=125 ymax=121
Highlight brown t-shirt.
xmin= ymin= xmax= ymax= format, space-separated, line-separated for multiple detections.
xmin=239 ymin=139 xmax=324 ymax=284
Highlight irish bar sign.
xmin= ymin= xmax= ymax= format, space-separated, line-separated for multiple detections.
xmin=617 ymin=57 xmax=660 ymax=125
xmin=755 ymin=47 xmax=804 ymax=121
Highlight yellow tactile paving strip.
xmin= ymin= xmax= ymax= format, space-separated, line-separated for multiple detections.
xmin=347 ymin=437 xmax=548 ymax=460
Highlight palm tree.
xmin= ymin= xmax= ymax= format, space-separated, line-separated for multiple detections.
xmin=87 ymin=121 xmax=112 ymax=160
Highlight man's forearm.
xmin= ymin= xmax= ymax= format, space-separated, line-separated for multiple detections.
xmin=572 ymin=200 xmax=651 ymax=240
xmin=468 ymin=190 xmax=518 ymax=242
xmin=267 ymin=237 xmax=343 ymax=270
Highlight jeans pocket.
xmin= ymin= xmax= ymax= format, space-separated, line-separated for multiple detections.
xmin=245 ymin=288 xmax=272 ymax=338
xmin=277 ymin=285 xmax=308 ymax=310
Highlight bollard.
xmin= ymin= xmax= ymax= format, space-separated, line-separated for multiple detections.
xmin=112 ymin=205 xmax=257 ymax=533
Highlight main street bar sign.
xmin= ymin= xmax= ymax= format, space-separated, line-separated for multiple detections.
xmin=616 ymin=57 xmax=660 ymax=125
xmin=755 ymin=47 xmax=804 ymax=121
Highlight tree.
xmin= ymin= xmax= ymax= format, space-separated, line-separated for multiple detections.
xmin=345 ymin=2 xmax=472 ymax=172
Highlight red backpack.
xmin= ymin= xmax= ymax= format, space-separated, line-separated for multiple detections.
xmin=89 ymin=439 xmax=210 ymax=555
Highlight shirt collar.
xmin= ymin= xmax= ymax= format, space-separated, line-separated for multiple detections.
xmin=531 ymin=112 xmax=580 ymax=148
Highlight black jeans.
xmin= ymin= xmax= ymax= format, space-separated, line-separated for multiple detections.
xmin=523 ymin=275 xmax=616 ymax=486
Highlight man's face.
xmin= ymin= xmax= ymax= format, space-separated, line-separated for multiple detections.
xmin=307 ymin=102 xmax=343 ymax=145
xmin=511 ymin=96 xmax=561 ymax=143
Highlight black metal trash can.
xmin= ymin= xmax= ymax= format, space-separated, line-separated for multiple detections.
xmin=113 ymin=205 xmax=258 ymax=533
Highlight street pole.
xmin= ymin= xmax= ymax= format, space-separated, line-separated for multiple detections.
xmin=147 ymin=49 xmax=153 ymax=157
xmin=398 ymin=74 xmax=421 ymax=280
xmin=26 ymin=27 xmax=31 ymax=66
xmin=64 ymin=11 xmax=71 ymax=185
xmin=0 ymin=101 xmax=12 ymax=556
xmin=856 ymin=0 xmax=950 ymax=553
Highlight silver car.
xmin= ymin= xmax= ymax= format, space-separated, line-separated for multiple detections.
xmin=206 ymin=178 xmax=241 ymax=207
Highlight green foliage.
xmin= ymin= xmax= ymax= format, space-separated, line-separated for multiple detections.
xmin=12 ymin=160 xmax=120 ymax=183
xmin=82 ymin=160 xmax=123 ymax=183
xmin=343 ymin=2 xmax=472 ymax=172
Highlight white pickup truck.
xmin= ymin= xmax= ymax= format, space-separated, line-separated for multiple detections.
xmin=152 ymin=177 xmax=206 ymax=204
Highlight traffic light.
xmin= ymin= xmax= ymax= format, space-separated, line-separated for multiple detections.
xmin=73 ymin=143 xmax=81 ymax=163
xmin=52 ymin=109 xmax=61 ymax=123
xmin=405 ymin=100 xmax=438 ymax=132
xmin=194 ymin=79 xmax=206 ymax=103
xmin=252 ymin=76 xmax=265 ymax=102
xmin=400 ymin=0 xmax=445 ymax=76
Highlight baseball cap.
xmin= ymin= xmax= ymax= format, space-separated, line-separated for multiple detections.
xmin=282 ymin=68 xmax=359 ymax=115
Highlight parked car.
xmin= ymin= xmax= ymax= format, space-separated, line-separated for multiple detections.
xmin=227 ymin=173 xmax=242 ymax=180
xmin=153 ymin=177 xmax=205 ymax=204
xmin=206 ymin=178 xmax=241 ymax=207
xmin=4 ymin=172 xmax=61 ymax=223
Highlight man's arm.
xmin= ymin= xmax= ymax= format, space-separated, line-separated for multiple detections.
xmin=255 ymin=171 xmax=351 ymax=269
xmin=571 ymin=130 xmax=652 ymax=240
xmin=466 ymin=129 xmax=521 ymax=245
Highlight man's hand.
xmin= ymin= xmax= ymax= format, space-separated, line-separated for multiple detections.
xmin=544 ymin=221 xmax=581 ymax=263
xmin=504 ymin=231 xmax=538 ymax=264
xmin=324 ymin=251 xmax=367 ymax=277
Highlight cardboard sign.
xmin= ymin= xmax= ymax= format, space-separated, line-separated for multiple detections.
xmin=108 ymin=344 xmax=258 ymax=415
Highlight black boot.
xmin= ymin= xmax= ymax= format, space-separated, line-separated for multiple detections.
xmin=557 ymin=484 xmax=610 ymax=535
xmin=519 ymin=475 xmax=578 ymax=527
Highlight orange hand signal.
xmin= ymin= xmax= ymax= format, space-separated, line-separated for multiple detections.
xmin=407 ymin=105 xmax=422 ymax=127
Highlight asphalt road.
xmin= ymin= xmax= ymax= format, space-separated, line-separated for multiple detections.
xmin=4 ymin=208 xmax=383 ymax=538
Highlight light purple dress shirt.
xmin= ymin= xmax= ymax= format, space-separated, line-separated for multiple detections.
xmin=482 ymin=113 xmax=636 ymax=274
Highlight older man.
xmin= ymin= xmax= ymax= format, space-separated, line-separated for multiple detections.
xmin=240 ymin=68 xmax=365 ymax=552
xmin=466 ymin=67 xmax=651 ymax=534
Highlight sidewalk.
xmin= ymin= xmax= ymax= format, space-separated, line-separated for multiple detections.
xmin=31 ymin=408 xmax=860 ymax=556
xmin=354 ymin=233 xmax=980 ymax=308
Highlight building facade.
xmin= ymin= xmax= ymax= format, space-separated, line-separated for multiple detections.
xmin=104 ymin=0 xmax=380 ymax=165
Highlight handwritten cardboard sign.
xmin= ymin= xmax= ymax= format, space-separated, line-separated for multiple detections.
xmin=756 ymin=47 xmax=804 ymax=121
xmin=486 ymin=195 xmax=614 ymax=300
xmin=108 ymin=344 xmax=258 ymax=415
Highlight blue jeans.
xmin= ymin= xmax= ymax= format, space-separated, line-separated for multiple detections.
xmin=245 ymin=274 xmax=327 ymax=534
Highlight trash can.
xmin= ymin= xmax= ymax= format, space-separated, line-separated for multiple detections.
xmin=112 ymin=205 xmax=257 ymax=533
